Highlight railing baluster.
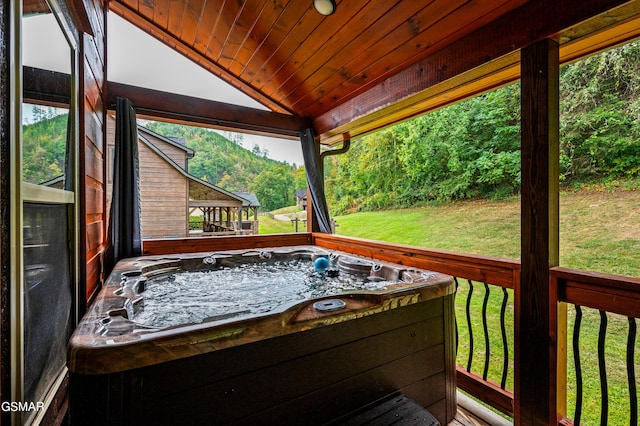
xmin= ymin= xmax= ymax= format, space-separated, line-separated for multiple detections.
xmin=574 ymin=305 xmax=583 ymax=426
xmin=465 ymin=279 xmax=474 ymax=372
xmin=482 ymin=282 xmax=490 ymax=380
xmin=500 ymin=287 xmax=509 ymax=389
xmin=628 ymin=317 xmax=637 ymax=426
xmin=455 ymin=276 xmax=514 ymax=418
xmin=598 ymin=310 xmax=609 ymax=426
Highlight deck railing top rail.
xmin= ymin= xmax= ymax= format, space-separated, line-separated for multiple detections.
xmin=312 ymin=233 xmax=520 ymax=289
xmin=552 ymin=266 xmax=640 ymax=318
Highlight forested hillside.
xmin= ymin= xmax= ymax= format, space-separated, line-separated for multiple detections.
xmin=22 ymin=108 xmax=68 ymax=185
xmin=143 ymin=122 xmax=303 ymax=211
xmin=326 ymin=41 xmax=640 ymax=214
xmin=22 ymin=115 xmax=303 ymax=211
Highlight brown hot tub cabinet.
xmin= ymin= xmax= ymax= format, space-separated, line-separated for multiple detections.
xmin=68 ymin=246 xmax=456 ymax=425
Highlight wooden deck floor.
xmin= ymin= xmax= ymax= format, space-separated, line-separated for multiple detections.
xmin=451 ymin=407 xmax=497 ymax=426
xmin=449 ymin=392 xmax=513 ymax=426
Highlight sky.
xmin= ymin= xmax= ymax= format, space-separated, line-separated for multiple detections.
xmin=107 ymin=14 xmax=304 ymax=166
xmin=22 ymin=12 xmax=304 ymax=165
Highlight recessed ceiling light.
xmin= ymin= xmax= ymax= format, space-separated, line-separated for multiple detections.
xmin=313 ymin=0 xmax=337 ymax=16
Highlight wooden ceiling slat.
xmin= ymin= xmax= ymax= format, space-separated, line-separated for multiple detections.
xmin=180 ymin=0 xmax=205 ymax=47
xmin=312 ymin=0 xmax=526 ymax=116
xmin=23 ymin=0 xmax=50 ymax=15
xmin=111 ymin=0 xmax=639 ymax=137
xmin=228 ymin=0 xmax=294 ymax=76
xmin=290 ymin=0 xmax=466 ymax=115
xmin=137 ymin=0 xmax=155 ymax=23
xmin=241 ymin=5 xmax=319 ymax=89
xmin=257 ymin=1 xmax=367 ymax=97
xmin=206 ymin=0 xmax=243 ymax=62
xmin=314 ymin=0 xmax=631 ymax=139
xmin=167 ymin=0 xmax=187 ymax=37
xmin=295 ymin=0 xmax=512 ymax=116
xmin=152 ymin=0 xmax=170 ymax=30
xmin=216 ymin=0 xmax=269 ymax=70
xmin=192 ymin=0 xmax=223 ymax=54
xmin=120 ymin=0 xmax=140 ymax=14
xmin=283 ymin=0 xmax=431 ymax=112
xmin=109 ymin=0 xmax=294 ymax=114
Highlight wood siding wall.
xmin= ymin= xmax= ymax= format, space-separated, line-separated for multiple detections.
xmin=107 ymin=116 xmax=189 ymax=239
xmin=138 ymin=146 xmax=188 ymax=238
xmin=143 ymin=132 xmax=189 ymax=168
xmin=80 ymin=0 xmax=108 ymax=307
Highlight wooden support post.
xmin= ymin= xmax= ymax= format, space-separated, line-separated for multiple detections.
xmin=306 ymin=187 xmax=315 ymax=232
xmin=517 ymin=38 xmax=560 ymax=425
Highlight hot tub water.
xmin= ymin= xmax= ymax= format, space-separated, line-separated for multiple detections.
xmin=134 ymin=258 xmax=400 ymax=329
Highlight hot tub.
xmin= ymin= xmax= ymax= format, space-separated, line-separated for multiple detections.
xmin=68 ymin=245 xmax=456 ymax=425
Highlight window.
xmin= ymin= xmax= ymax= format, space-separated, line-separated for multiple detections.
xmin=12 ymin=1 xmax=78 ymax=424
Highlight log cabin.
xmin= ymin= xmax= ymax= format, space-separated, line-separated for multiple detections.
xmin=1 ymin=0 xmax=640 ymax=425
xmin=106 ymin=116 xmax=260 ymax=238
xmin=296 ymin=189 xmax=308 ymax=211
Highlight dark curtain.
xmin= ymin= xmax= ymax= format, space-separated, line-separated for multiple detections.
xmin=107 ymin=97 xmax=142 ymax=270
xmin=300 ymin=128 xmax=332 ymax=233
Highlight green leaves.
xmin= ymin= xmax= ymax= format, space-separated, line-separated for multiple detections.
xmin=22 ymin=111 xmax=69 ymax=185
xmin=145 ymin=121 xmax=298 ymax=211
xmin=327 ymin=41 xmax=640 ymax=213
xmin=250 ymin=165 xmax=295 ymax=211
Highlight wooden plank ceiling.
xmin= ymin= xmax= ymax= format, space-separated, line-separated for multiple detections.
xmin=109 ymin=0 xmax=640 ymax=142
xmin=108 ymin=1 xmax=526 ymax=113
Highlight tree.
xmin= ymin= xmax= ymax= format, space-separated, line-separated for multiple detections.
xmin=293 ymin=166 xmax=307 ymax=190
xmin=560 ymin=41 xmax=640 ymax=181
xmin=144 ymin=121 xmax=292 ymax=192
xmin=250 ymin=165 xmax=295 ymax=211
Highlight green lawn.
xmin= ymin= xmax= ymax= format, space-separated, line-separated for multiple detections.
xmin=258 ymin=213 xmax=307 ymax=234
xmin=260 ymin=190 xmax=639 ymax=423
xmin=330 ymin=189 xmax=640 ymax=425
xmin=333 ymin=189 xmax=640 ymax=277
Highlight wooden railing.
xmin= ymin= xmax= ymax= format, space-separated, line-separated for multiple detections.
xmin=141 ymin=233 xmax=640 ymax=425
xmin=454 ymin=278 xmax=515 ymax=417
xmin=552 ymin=267 xmax=640 ymax=426
xmin=142 ymin=233 xmax=313 ymax=256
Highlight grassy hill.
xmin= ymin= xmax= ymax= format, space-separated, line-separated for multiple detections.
xmin=331 ymin=188 xmax=638 ymax=425
xmin=333 ymin=189 xmax=640 ymax=277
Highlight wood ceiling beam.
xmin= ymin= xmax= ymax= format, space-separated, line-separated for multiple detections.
xmin=314 ymin=0 xmax=634 ymax=143
xmin=108 ymin=0 xmax=293 ymax=115
xmin=107 ymin=81 xmax=311 ymax=138
xmin=23 ymin=66 xmax=71 ymax=107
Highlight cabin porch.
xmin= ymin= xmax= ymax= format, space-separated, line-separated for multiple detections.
xmin=3 ymin=0 xmax=640 ymax=425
